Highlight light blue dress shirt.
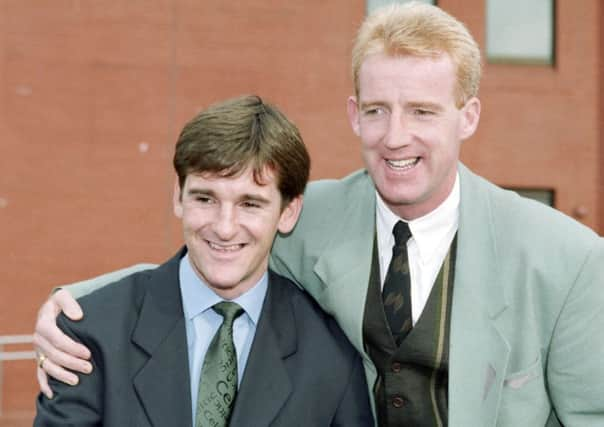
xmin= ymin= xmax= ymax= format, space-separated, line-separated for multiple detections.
xmin=179 ymin=253 xmax=268 ymax=426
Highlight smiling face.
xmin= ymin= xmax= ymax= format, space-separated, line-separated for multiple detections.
xmin=173 ymin=167 xmax=302 ymax=299
xmin=347 ymin=52 xmax=480 ymax=220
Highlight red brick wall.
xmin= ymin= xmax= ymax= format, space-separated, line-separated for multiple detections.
xmin=451 ymin=0 xmax=601 ymax=230
xmin=0 ymin=1 xmax=601 ymax=424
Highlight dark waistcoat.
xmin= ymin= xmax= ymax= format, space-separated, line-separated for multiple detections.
xmin=363 ymin=235 xmax=457 ymax=427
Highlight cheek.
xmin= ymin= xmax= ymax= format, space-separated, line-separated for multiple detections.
xmin=360 ymin=133 xmax=381 ymax=153
xmin=181 ymin=211 xmax=205 ymax=232
xmin=262 ymin=218 xmax=284 ymax=244
xmin=241 ymin=214 xmax=277 ymax=237
xmin=418 ymin=124 xmax=453 ymax=148
xmin=359 ymin=121 xmax=387 ymax=148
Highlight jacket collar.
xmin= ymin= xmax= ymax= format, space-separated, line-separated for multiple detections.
xmin=448 ymin=163 xmax=511 ymax=425
xmin=229 ymin=270 xmax=296 ymax=425
xmin=131 ymin=248 xmax=193 ymax=427
xmin=130 ymin=251 xmax=301 ymax=427
xmin=312 ymin=170 xmax=377 ymax=354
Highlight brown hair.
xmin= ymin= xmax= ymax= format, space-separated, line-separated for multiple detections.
xmin=173 ymin=95 xmax=310 ymax=204
xmin=352 ymin=1 xmax=481 ymax=107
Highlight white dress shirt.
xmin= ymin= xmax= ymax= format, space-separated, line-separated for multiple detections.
xmin=375 ymin=174 xmax=460 ymax=324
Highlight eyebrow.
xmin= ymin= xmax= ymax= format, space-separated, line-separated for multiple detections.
xmin=358 ymin=100 xmax=445 ymax=112
xmin=359 ymin=101 xmax=388 ymax=111
xmin=406 ymin=101 xmax=444 ymax=112
xmin=239 ymin=194 xmax=271 ymax=205
xmin=186 ymin=188 xmax=272 ymax=205
xmin=187 ymin=188 xmax=213 ymax=197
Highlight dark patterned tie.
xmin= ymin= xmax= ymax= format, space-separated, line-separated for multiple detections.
xmin=382 ymin=220 xmax=413 ymax=346
xmin=196 ymin=301 xmax=244 ymax=427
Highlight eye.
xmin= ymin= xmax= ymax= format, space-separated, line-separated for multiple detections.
xmin=363 ymin=106 xmax=385 ymax=116
xmin=195 ymin=195 xmax=213 ymax=204
xmin=242 ymin=201 xmax=262 ymax=209
xmin=414 ymin=108 xmax=434 ymax=116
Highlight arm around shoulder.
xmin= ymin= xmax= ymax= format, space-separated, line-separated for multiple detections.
xmin=34 ymin=314 xmax=103 ymax=426
xmin=60 ymin=263 xmax=158 ymax=299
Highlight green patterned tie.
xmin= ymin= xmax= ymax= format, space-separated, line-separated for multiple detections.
xmin=195 ymin=301 xmax=244 ymax=427
xmin=382 ymin=220 xmax=413 ymax=346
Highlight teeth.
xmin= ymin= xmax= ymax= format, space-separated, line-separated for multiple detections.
xmin=387 ymin=158 xmax=418 ymax=169
xmin=208 ymin=242 xmax=243 ymax=252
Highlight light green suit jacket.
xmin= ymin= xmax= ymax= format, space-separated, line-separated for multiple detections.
xmin=67 ymin=164 xmax=604 ymax=426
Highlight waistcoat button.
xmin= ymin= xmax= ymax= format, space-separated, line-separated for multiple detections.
xmin=392 ymin=396 xmax=405 ymax=408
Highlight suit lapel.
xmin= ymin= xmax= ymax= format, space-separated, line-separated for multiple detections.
xmin=312 ymin=171 xmax=376 ymax=355
xmin=132 ymin=250 xmax=193 ymax=427
xmin=449 ymin=164 xmax=511 ymax=426
xmin=229 ymin=272 xmax=294 ymax=426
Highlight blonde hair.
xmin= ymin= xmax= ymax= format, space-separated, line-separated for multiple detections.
xmin=352 ymin=1 xmax=481 ymax=107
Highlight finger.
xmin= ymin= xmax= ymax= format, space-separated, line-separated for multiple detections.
xmin=53 ymin=289 xmax=84 ymax=321
xmin=37 ymin=366 xmax=54 ymax=399
xmin=36 ymin=325 xmax=91 ymax=361
xmin=35 ymin=304 xmax=91 ymax=360
xmin=34 ymin=333 xmax=92 ymax=375
xmin=39 ymin=357 xmax=80 ymax=387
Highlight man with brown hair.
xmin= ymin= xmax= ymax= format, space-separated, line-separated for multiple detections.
xmin=35 ymin=3 xmax=604 ymax=426
xmin=34 ymin=95 xmax=372 ymax=426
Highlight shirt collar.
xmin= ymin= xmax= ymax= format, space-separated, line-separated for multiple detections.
xmin=375 ymin=173 xmax=460 ymax=263
xmin=179 ymin=252 xmax=268 ymax=326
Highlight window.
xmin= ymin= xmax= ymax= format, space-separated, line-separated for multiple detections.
xmin=486 ymin=0 xmax=555 ymax=65
xmin=507 ymin=188 xmax=555 ymax=207
xmin=367 ymin=0 xmax=436 ymax=14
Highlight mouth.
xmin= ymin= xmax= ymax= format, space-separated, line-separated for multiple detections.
xmin=207 ymin=241 xmax=245 ymax=252
xmin=386 ymin=157 xmax=420 ymax=171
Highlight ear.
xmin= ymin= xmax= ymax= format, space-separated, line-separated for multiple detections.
xmin=458 ymin=97 xmax=481 ymax=140
xmin=172 ymin=177 xmax=183 ymax=219
xmin=346 ymin=95 xmax=361 ymax=137
xmin=277 ymin=195 xmax=303 ymax=234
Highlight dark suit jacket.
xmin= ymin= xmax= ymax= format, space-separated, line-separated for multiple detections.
xmin=34 ymin=249 xmax=373 ymax=426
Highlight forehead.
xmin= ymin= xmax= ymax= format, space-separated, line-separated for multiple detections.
xmin=183 ymin=167 xmax=280 ymax=197
xmin=358 ymin=52 xmax=457 ymax=102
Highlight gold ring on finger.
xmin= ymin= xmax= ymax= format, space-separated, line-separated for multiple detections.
xmin=37 ymin=353 xmax=47 ymax=369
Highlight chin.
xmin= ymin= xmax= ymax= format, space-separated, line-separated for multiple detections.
xmin=208 ymin=277 xmax=239 ymax=290
xmin=380 ymin=188 xmax=421 ymax=205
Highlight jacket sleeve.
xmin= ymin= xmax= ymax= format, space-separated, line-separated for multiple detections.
xmin=58 ymin=263 xmax=158 ymax=299
xmin=331 ymin=353 xmax=375 ymax=426
xmin=547 ymin=238 xmax=604 ymax=426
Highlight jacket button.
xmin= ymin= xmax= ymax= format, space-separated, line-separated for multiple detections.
xmin=392 ymin=396 xmax=405 ymax=408
xmin=391 ymin=362 xmax=401 ymax=373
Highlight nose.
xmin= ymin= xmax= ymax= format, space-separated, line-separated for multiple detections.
xmin=383 ymin=113 xmax=411 ymax=150
xmin=212 ymin=205 xmax=238 ymax=240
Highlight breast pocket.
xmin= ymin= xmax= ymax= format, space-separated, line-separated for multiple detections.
xmin=497 ymin=355 xmax=552 ymax=427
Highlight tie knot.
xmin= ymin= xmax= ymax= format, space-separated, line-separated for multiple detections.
xmin=213 ymin=301 xmax=244 ymax=325
xmin=392 ymin=220 xmax=412 ymax=247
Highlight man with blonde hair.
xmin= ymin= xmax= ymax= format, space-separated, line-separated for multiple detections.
xmin=34 ymin=3 xmax=604 ymax=426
